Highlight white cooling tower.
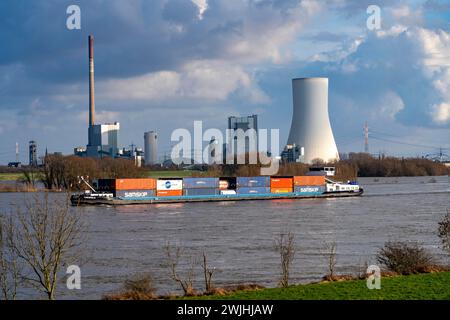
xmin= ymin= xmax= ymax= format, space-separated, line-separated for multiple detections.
xmin=287 ymin=78 xmax=339 ymax=163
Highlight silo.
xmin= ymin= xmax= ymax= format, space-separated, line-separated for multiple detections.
xmin=144 ymin=131 xmax=158 ymax=165
xmin=286 ymin=78 xmax=339 ymax=163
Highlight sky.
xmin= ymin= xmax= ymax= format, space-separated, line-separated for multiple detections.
xmin=0 ymin=0 xmax=449 ymax=164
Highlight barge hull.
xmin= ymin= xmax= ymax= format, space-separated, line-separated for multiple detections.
xmin=71 ymin=190 xmax=363 ymax=206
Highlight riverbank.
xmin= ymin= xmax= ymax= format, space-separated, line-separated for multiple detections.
xmin=189 ymin=272 xmax=450 ymax=300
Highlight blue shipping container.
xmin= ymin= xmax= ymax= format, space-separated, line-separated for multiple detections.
xmin=183 ymin=178 xmax=219 ymax=189
xmin=116 ymin=189 xmax=155 ymax=198
xmin=183 ymin=188 xmax=219 ymax=196
xmin=294 ymin=186 xmax=325 ymax=194
xmin=236 ymin=187 xmax=271 ymax=195
xmin=236 ymin=176 xmax=270 ymax=188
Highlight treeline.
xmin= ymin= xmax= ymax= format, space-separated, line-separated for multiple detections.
xmin=342 ymin=153 xmax=449 ymax=177
xmin=17 ymin=153 xmax=449 ymax=191
xmin=24 ymin=155 xmax=146 ymax=190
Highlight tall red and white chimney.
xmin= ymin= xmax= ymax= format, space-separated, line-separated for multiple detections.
xmin=89 ymin=35 xmax=95 ymax=128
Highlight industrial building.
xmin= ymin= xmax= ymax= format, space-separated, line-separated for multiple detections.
xmin=227 ymin=114 xmax=259 ymax=158
xmin=280 ymin=143 xmax=304 ymax=163
xmin=86 ymin=122 xmax=120 ymax=158
xmin=29 ymin=140 xmax=37 ymax=167
xmin=144 ymin=131 xmax=158 ymax=165
xmin=81 ymin=35 xmax=121 ymax=159
xmin=286 ymin=78 xmax=339 ymax=163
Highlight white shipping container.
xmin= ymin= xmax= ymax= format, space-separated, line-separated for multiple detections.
xmin=157 ymin=179 xmax=183 ymax=190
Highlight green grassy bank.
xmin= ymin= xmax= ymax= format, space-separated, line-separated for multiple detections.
xmin=0 ymin=173 xmax=24 ymax=181
xmin=190 ymin=272 xmax=450 ymax=300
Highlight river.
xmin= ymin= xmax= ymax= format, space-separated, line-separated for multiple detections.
xmin=0 ymin=176 xmax=449 ymax=299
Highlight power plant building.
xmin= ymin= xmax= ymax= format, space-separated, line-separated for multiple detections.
xmin=84 ymin=35 xmax=120 ymax=159
xmin=227 ymin=115 xmax=258 ymax=157
xmin=144 ymin=131 xmax=158 ymax=165
xmin=286 ymin=78 xmax=339 ymax=163
xmin=29 ymin=140 xmax=37 ymax=167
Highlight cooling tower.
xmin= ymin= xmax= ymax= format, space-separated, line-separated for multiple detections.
xmin=144 ymin=131 xmax=158 ymax=165
xmin=286 ymin=78 xmax=339 ymax=163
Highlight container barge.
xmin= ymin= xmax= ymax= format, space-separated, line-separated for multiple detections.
xmin=70 ymin=173 xmax=363 ymax=206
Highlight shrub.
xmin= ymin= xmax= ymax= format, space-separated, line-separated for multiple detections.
xmin=376 ymin=242 xmax=434 ymax=275
xmin=438 ymin=210 xmax=450 ymax=254
xmin=124 ymin=274 xmax=155 ymax=295
xmin=103 ymin=274 xmax=156 ymax=300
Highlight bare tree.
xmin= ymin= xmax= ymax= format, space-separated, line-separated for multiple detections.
xmin=274 ymin=232 xmax=295 ymax=288
xmin=20 ymin=167 xmax=40 ymax=189
xmin=324 ymin=242 xmax=337 ymax=280
xmin=163 ymin=242 xmax=196 ymax=296
xmin=0 ymin=216 xmax=21 ymax=300
xmin=201 ymin=252 xmax=216 ymax=293
xmin=438 ymin=209 xmax=450 ymax=255
xmin=5 ymin=193 xmax=84 ymax=300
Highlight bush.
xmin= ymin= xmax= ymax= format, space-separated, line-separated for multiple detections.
xmin=103 ymin=274 xmax=156 ymax=300
xmin=124 ymin=274 xmax=155 ymax=294
xmin=438 ymin=211 xmax=450 ymax=254
xmin=376 ymin=242 xmax=434 ymax=275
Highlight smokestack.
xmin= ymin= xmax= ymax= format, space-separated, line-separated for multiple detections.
xmin=89 ymin=35 xmax=95 ymax=128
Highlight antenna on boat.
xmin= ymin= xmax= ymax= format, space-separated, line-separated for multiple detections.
xmin=78 ymin=176 xmax=97 ymax=193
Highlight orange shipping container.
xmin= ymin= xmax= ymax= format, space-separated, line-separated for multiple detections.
xmin=293 ymin=176 xmax=325 ymax=186
xmin=115 ymin=178 xmax=156 ymax=190
xmin=156 ymin=190 xmax=183 ymax=197
xmin=271 ymin=188 xmax=293 ymax=193
xmin=270 ymin=177 xmax=293 ymax=188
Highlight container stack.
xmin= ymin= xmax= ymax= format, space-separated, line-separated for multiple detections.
xmin=156 ymin=179 xmax=183 ymax=197
xmin=236 ymin=176 xmax=271 ymax=195
xmin=293 ymin=176 xmax=325 ymax=194
xmin=270 ymin=177 xmax=294 ymax=193
xmin=183 ymin=178 xmax=219 ymax=196
xmin=99 ymin=178 xmax=157 ymax=198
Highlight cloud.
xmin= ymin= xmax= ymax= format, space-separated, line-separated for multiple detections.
xmin=377 ymin=91 xmax=405 ymax=120
xmin=191 ymin=0 xmax=209 ymax=19
xmin=97 ymin=59 xmax=270 ymax=103
xmin=430 ymin=103 xmax=450 ymax=124
xmin=389 ymin=5 xmax=423 ymax=26
xmin=0 ymin=0 xmax=449 ymax=161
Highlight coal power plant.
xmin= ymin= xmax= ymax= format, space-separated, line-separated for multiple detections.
xmin=286 ymin=77 xmax=339 ymax=164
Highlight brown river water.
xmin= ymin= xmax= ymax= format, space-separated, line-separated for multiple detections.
xmin=0 ymin=176 xmax=449 ymax=299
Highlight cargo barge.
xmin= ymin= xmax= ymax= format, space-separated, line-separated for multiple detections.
xmin=71 ymin=174 xmax=363 ymax=206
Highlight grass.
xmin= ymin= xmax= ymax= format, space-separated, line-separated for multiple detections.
xmin=0 ymin=173 xmax=24 ymax=181
xmin=189 ymin=272 xmax=450 ymax=300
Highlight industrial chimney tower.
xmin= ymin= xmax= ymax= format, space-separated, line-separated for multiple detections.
xmin=286 ymin=78 xmax=339 ymax=163
xmin=88 ymin=35 xmax=95 ymax=145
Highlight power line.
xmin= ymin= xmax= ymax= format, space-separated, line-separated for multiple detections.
xmin=371 ymin=135 xmax=449 ymax=150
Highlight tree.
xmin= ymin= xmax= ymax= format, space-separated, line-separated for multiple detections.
xmin=376 ymin=241 xmax=433 ymax=275
xmin=438 ymin=209 xmax=450 ymax=255
xmin=163 ymin=242 xmax=196 ymax=296
xmin=5 ymin=194 xmax=84 ymax=299
xmin=324 ymin=241 xmax=337 ymax=280
xmin=20 ymin=166 xmax=41 ymax=189
xmin=201 ymin=252 xmax=216 ymax=293
xmin=0 ymin=216 xmax=21 ymax=300
xmin=275 ymin=232 xmax=295 ymax=288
